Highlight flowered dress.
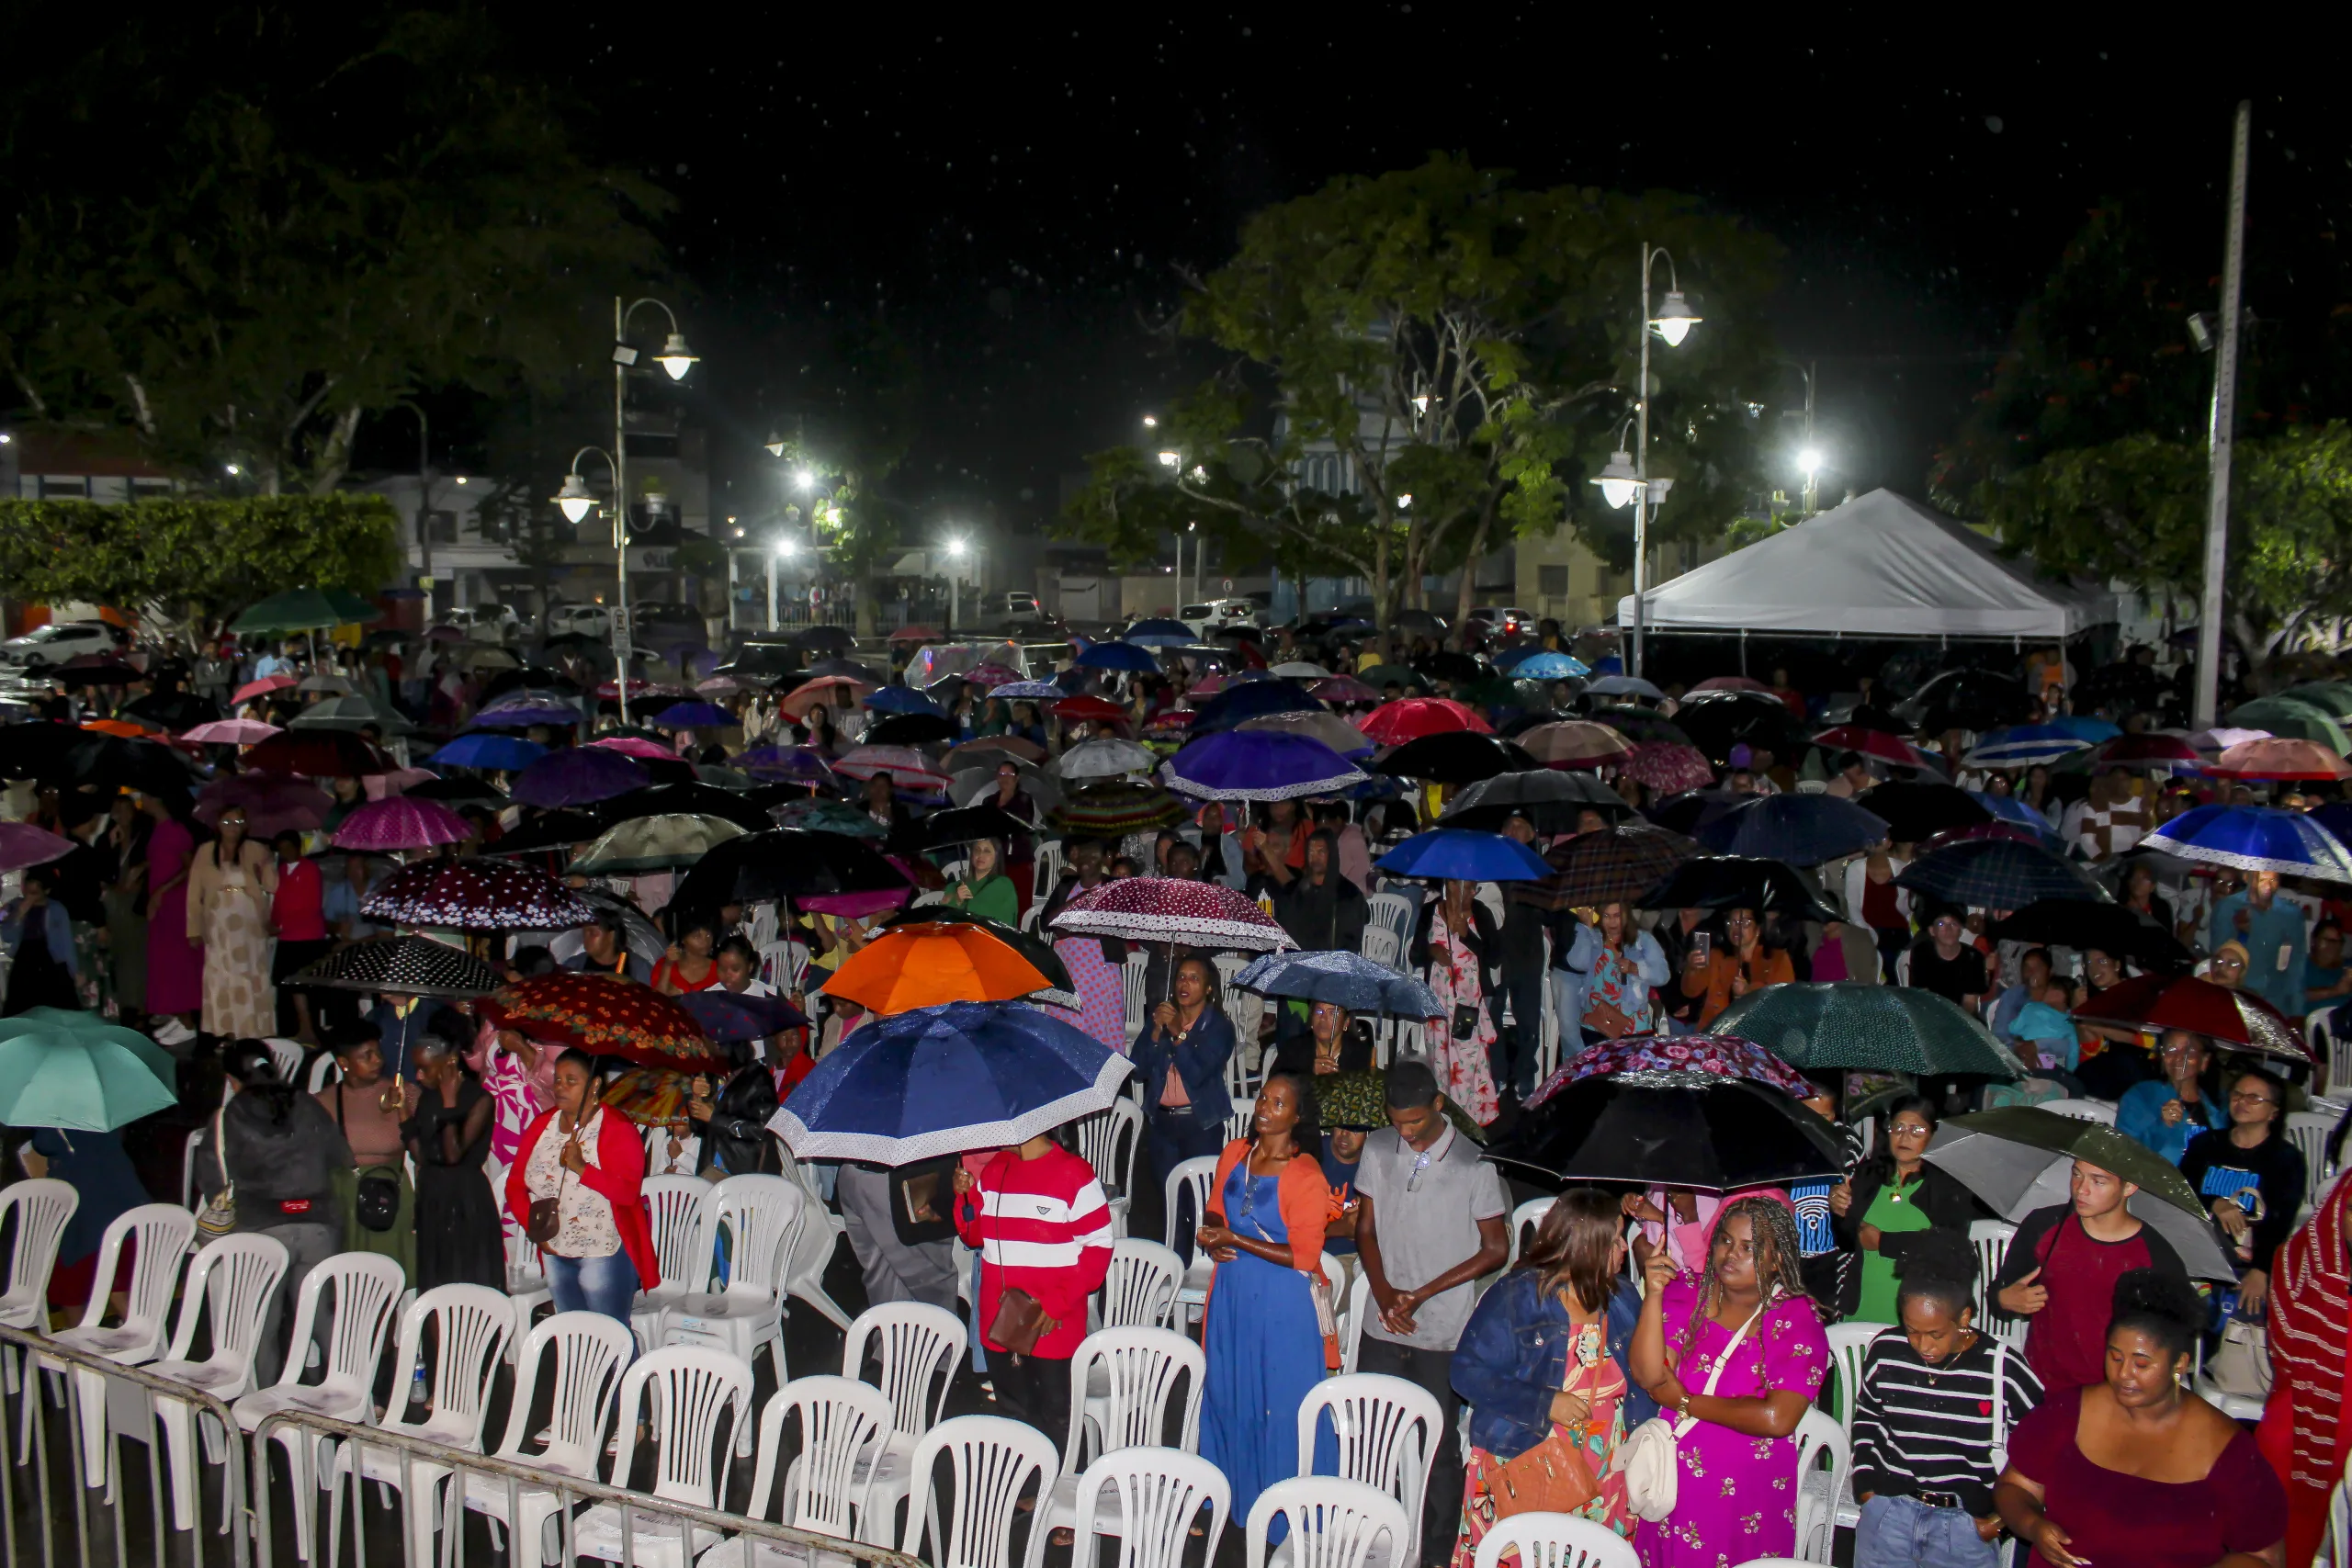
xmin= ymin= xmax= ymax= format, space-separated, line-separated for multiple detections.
xmin=469 ymin=1021 xmax=550 ymax=1247
xmin=1424 ymin=905 xmax=1501 ymax=1125
xmin=1057 ymin=935 xmax=1127 ymax=1052
xmin=1453 ymin=1321 xmax=1634 ymax=1567
xmin=1583 ymin=942 xmax=1657 ymax=1035
xmin=1636 ymin=1277 xmax=1828 ymax=1568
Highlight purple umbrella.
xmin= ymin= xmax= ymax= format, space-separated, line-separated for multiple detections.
xmin=1159 ymin=728 xmax=1367 ymax=802
xmin=331 ymin=795 xmax=473 ymax=852
xmin=650 ymin=701 xmax=736 ymax=730
xmin=677 ymin=988 xmax=811 ymax=1043
xmin=195 ymin=773 xmax=336 ymax=838
xmin=737 ymin=745 xmax=839 ymax=785
xmin=469 ymin=697 xmax=582 ymax=729
xmin=0 ymin=822 xmax=74 ymax=874
xmin=510 ymin=748 xmax=650 ymax=807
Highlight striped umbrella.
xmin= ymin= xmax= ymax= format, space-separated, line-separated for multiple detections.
xmin=1962 ymin=724 xmax=2093 ymax=769
xmin=1046 ymin=781 xmax=1189 ymax=837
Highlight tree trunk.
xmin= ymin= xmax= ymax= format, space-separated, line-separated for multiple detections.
xmin=1453 ymin=513 xmax=1493 ymax=630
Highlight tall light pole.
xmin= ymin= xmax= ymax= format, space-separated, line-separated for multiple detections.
xmin=1602 ymin=245 xmax=1702 ymax=679
xmin=770 ymin=537 xmax=797 ymax=632
xmin=550 ymin=444 xmax=621 ymax=691
xmin=607 ymin=296 xmax=697 ymax=724
xmin=945 ymin=536 xmax=967 ymax=632
xmin=392 ymin=403 xmax=434 ymax=609
xmin=2194 ymin=103 xmax=2253 ymax=731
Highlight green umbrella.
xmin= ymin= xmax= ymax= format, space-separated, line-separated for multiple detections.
xmin=2224 ymin=697 xmax=2350 ymax=750
xmin=231 ymin=586 xmax=380 ymax=637
xmin=1923 ymin=1107 xmax=2234 ymax=1280
xmin=1355 ymin=664 xmax=1430 ymax=693
xmin=321 ymin=587 xmax=385 ymax=625
xmin=1711 ymin=983 xmax=2023 ymax=1078
xmin=1315 ymin=1068 xmax=1486 ymax=1143
xmin=0 ymin=1010 xmax=178 ymax=1132
xmin=776 ymin=798 xmax=887 ymax=838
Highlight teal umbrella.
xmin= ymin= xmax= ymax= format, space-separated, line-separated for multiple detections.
xmin=230 ymin=586 xmax=380 ymax=637
xmin=1710 ymin=982 xmax=2022 ymax=1078
xmin=0 ymin=1009 xmax=178 ymax=1132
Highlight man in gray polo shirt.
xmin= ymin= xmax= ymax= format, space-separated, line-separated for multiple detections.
xmin=1355 ymin=1060 xmax=1510 ymax=1567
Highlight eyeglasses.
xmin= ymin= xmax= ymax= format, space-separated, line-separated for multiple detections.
xmin=1888 ymin=1123 xmax=1933 ymax=1138
xmin=2229 ymin=1091 xmax=2279 ymax=1108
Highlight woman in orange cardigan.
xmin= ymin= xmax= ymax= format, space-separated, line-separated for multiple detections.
xmin=1196 ymin=1072 xmax=1341 ymax=1524
xmin=1679 ymin=907 xmax=1796 ymax=1027
xmin=504 ymin=1051 xmax=659 ymax=1332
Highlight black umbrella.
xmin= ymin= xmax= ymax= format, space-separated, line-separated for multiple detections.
xmin=1634 ymin=854 xmax=1841 ymax=922
xmin=596 ymin=781 xmax=775 ymax=833
xmin=1669 ymin=691 xmax=1815 ymax=765
xmin=1585 ymin=705 xmax=1693 ymax=747
xmin=485 ymin=808 xmax=604 ymax=856
xmin=53 ymin=660 xmax=141 ymax=686
xmin=1856 ymin=781 xmax=1991 ymax=844
xmin=1372 ymin=732 xmax=1539 ymax=786
xmin=1483 ymin=1071 xmax=1849 ymax=1190
xmin=880 ymin=904 xmax=1078 ymax=996
xmin=865 ymin=712 xmax=960 ymax=747
xmin=807 ymin=658 xmax=888 ymax=683
xmin=49 ymin=734 xmax=198 ymax=795
xmin=1440 ymin=768 xmax=1629 ymax=832
xmin=795 ymin=626 xmax=858 ymax=655
xmin=1986 ymin=899 xmax=2192 ymax=967
xmin=1644 ymin=789 xmax=1745 ymax=839
xmin=2 ymin=722 xmax=89 ymax=781
xmin=919 ymin=803 xmax=1036 ymax=851
xmin=672 ymin=827 xmax=911 ymax=908
xmin=405 ymin=776 xmax=510 ymax=806
xmin=1414 ymin=650 xmax=1484 ymax=682
xmin=123 ymin=690 xmax=220 ymax=730
xmin=290 ymin=936 xmax=501 ymax=999
xmin=1895 ymin=668 xmax=2036 ymax=735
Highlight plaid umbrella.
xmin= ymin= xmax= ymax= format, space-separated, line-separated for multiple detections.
xmin=1524 ymin=823 xmax=1699 ymax=910
xmin=1317 ymin=1069 xmax=1486 ymax=1141
xmin=1049 ymin=875 xmax=1295 ymax=952
xmin=2072 ymin=972 xmax=2310 ymax=1062
xmin=1515 ymin=720 xmax=1634 ymax=768
xmin=362 ymin=858 xmax=596 ymax=931
xmin=195 ymin=773 xmax=334 ymax=838
xmin=331 ymin=795 xmax=472 ymax=852
xmin=1855 ymin=781 xmax=1991 ymax=843
xmin=1896 ymin=839 xmax=2108 ymax=908
xmin=511 ymin=748 xmax=650 ymax=807
xmin=1619 ymin=741 xmax=1714 ymax=793
xmin=1357 ymin=697 xmax=1492 ymax=747
xmin=483 ymin=974 xmax=729 ymax=1074
xmin=571 ymin=812 xmax=751 ymax=874
xmin=1711 ymin=983 xmax=2023 ymax=1077
xmin=1697 ymin=795 xmax=1891 ymax=867
xmin=1530 ymin=1032 xmax=1817 ymax=1106
xmin=1047 ymin=782 xmax=1189 ymax=837
xmin=288 ymin=935 xmax=501 ymax=999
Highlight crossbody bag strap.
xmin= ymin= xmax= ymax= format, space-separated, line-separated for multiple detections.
xmin=1673 ymin=1298 xmax=1768 ymax=1438
xmin=212 ymin=1108 xmax=231 ymax=1190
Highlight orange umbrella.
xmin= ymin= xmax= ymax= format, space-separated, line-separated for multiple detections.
xmin=819 ymin=924 xmax=1051 ymax=1014
xmin=780 ymin=674 xmax=873 ymax=719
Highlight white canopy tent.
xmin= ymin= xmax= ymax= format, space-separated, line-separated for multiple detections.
xmin=1613 ymin=488 xmax=2110 ymax=640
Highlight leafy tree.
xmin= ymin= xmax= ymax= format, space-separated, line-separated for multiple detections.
xmin=1059 ymin=156 xmax=1781 ymax=637
xmin=0 ymin=496 xmax=402 ymax=626
xmin=0 ymin=9 xmax=668 ymax=495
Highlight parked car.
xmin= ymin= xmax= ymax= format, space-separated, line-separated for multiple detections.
xmin=1180 ymin=597 xmax=1261 ymax=638
xmin=439 ymin=604 xmax=521 ymax=641
xmin=628 ymin=604 xmax=708 ymax=644
xmin=541 ymin=603 xmax=613 ymax=640
xmin=1469 ymin=605 xmax=1539 ymax=637
xmin=976 ymin=591 xmax=1046 ymax=629
xmin=0 ymin=621 xmax=116 ymax=670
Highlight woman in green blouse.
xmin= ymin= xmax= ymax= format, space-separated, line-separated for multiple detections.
xmin=947 ymin=835 xmax=1020 ymax=926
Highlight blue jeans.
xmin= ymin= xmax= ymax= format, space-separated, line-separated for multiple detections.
xmin=1854 ymin=1494 xmax=2000 ymax=1568
xmin=546 ymin=1249 xmax=639 ymax=1331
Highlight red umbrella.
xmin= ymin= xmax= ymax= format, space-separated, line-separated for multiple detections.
xmin=1052 ymin=695 xmax=1130 ymax=725
xmin=232 ymin=674 xmax=299 ymax=706
xmin=889 ymin=625 xmax=944 ymax=643
xmin=1812 ymin=725 xmax=1932 ymax=770
xmin=2071 ymin=972 xmax=2309 ymax=1062
xmin=362 ymin=858 xmax=597 ymax=931
xmin=1309 ymin=675 xmax=1382 ymax=705
xmin=780 ymin=674 xmax=873 ymax=719
xmin=2206 ymin=738 xmax=2352 ymax=782
xmin=1619 ymin=741 xmax=1716 ymax=794
xmin=482 ymin=974 xmax=729 ymax=1075
xmin=330 ymin=795 xmax=472 ymax=852
xmin=243 ymin=730 xmax=394 ymax=777
xmin=1047 ymin=875 xmax=1295 ymax=952
xmin=1357 ymin=697 xmax=1492 ymax=746
xmin=2079 ymin=732 xmax=2204 ymax=769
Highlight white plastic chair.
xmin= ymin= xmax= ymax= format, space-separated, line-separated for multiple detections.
xmin=1247 ymin=1476 xmax=1408 ymax=1568
xmin=0 ymin=1179 xmax=78 ymax=1348
xmin=702 ymin=1375 xmax=895 ymax=1568
xmin=842 ymin=1301 xmax=965 ymax=1544
xmin=2041 ymin=1098 xmax=2116 ymax=1124
xmin=1052 ymin=1327 xmax=1206 ymax=1530
xmin=231 ymin=1250 xmax=405 ymax=1560
xmin=1296 ymin=1373 xmax=1441 ymax=1558
xmin=1507 ymin=1196 xmax=1555 ymax=1267
xmin=2322 ymin=1472 xmax=2350 ymax=1568
xmin=1094 ymin=1237 xmax=1183 ymax=1332
xmin=462 ymin=1310 xmax=635 ymax=1554
xmin=1471 ymin=1512 xmax=1637 ymax=1568
xmin=1225 ymin=1094 xmax=1259 ymax=1145
xmin=1361 ymin=926 xmax=1404 ymax=972
xmin=660 ymin=1174 xmax=803 ymax=1399
xmin=305 ymin=1053 xmax=338 ymax=1094
xmin=1821 ymin=1321 xmax=1887 ymax=1529
xmin=1366 ymin=892 xmax=1415 ymax=958
xmin=1163 ymin=1155 xmax=1220 ymax=1325
xmin=324 ymin=1283 xmax=514 ymax=1568
xmin=1075 ymin=1099 xmax=1144 ymax=1237
xmin=1969 ymin=1219 xmax=2026 ymax=1352
xmin=503 ymin=1229 xmax=554 ymax=1363
xmin=1791 ymin=1407 xmax=1850 ymax=1565
xmin=1122 ymin=952 xmax=1152 ymax=1043
xmin=141 ymin=1232 xmax=290 ymax=1531
xmin=633 ymin=1174 xmax=716 ymax=1351
xmin=1070 ymin=1447 xmax=1230 ymax=1566
xmin=2288 ymin=1111 xmax=2337 ymax=1213
xmin=260 ymin=1036 xmax=307 ymax=1084
xmin=898 ymin=1414 xmax=1060 ymax=1568
xmin=1341 ymin=1268 xmax=1372 ymax=1376
xmin=566 ymin=1345 xmax=755 ymax=1568
xmin=38 ymin=1201 xmax=192 ymax=1489
xmin=780 ymin=1150 xmax=854 ymax=1331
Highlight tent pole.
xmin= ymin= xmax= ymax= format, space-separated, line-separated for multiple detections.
xmin=2194 ymin=100 xmax=2253 ymax=732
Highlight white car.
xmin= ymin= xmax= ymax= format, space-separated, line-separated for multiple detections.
xmin=1469 ymin=605 xmax=1539 ymax=637
xmin=0 ymin=621 xmax=116 ymax=670
xmin=541 ymin=604 xmax=613 ymax=640
xmin=440 ymin=604 xmax=521 ymax=641
xmin=1181 ymin=597 xmax=1261 ymax=639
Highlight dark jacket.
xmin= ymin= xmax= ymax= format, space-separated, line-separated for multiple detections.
xmin=1128 ymin=1006 xmax=1236 ymax=1125
xmin=2179 ymin=1125 xmax=2306 ymax=1278
xmin=1276 ymin=871 xmax=1369 ymax=953
xmin=696 ymin=1064 xmax=782 ymax=1179
xmin=1410 ymin=896 xmax=1498 ymax=984
xmin=1831 ymin=1158 xmax=1988 ymax=1317
xmin=1269 ymin=1030 xmax=1376 ymax=1080
xmin=1993 ymin=1201 xmax=2196 ymax=1295
xmin=201 ymin=1088 xmax=352 ymax=1225
xmin=1452 ymin=1268 xmax=1657 ymax=1460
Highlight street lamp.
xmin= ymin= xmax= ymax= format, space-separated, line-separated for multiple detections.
xmin=1798 ymin=447 xmax=1826 ymax=517
xmin=945 ymin=536 xmax=967 ymax=632
xmin=1624 ymin=243 xmax=1702 ymax=679
xmin=1589 ymin=437 xmax=1642 ymax=510
xmin=767 ymin=536 xmax=799 ymax=632
xmin=608 ymin=297 xmax=695 ymax=723
xmin=793 ymin=469 xmax=817 ymax=493
xmin=764 ymin=431 xmax=787 ymax=458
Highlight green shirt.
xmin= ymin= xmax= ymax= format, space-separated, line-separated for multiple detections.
xmin=956 ymin=872 xmax=1019 ymax=927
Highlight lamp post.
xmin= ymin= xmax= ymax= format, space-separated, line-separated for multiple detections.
xmin=945 ymin=536 xmax=967 ymax=632
xmin=606 ymin=296 xmax=697 ymax=724
xmin=392 ymin=402 xmax=434 ymax=609
xmin=2193 ymin=102 xmax=2253 ymax=731
xmin=1601 ymin=245 xmax=1702 ymax=679
xmin=770 ymin=537 xmax=797 ymax=632
xmin=550 ymin=444 xmax=621 ymax=693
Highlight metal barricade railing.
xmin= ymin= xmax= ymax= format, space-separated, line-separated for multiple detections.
xmin=2 ymin=1322 xmax=251 ymax=1568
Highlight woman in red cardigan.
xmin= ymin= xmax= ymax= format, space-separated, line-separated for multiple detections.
xmin=504 ymin=1051 xmax=659 ymax=1329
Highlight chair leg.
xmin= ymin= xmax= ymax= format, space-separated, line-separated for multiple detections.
xmin=71 ymin=1367 xmax=110 ymax=1491
xmin=154 ymin=1398 xmax=198 ymax=1531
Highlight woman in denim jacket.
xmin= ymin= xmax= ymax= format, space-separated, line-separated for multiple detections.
xmin=1447 ymin=1189 xmax=1655 ymax=1562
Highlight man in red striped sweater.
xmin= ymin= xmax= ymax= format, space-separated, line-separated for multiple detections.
xmin=953 ymin=1129 xmax=1117 ymax=1447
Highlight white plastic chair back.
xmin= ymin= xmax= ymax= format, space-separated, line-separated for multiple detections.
xmin=487 ymin=1310 xmax=634 ymax=1473
xmin=1245 ymin=1476 xmax=1408 ymax=1568
xmin=61 ymin=1201 xmax=194 ymax=1353
xmin=305 ymin=1053 xmax=338 ymax=1093
xmin=1791 ymin=1406 xmax=1850 ymax=1564
xmin=1821 ymin=1321 xmax=1885 ymax=1434
xmin=1034 ymin=840 xmax=1067 ymax=902
xmin=0 ymin=1179 xmax=78 ymax=1327
xmin=2288 ymin=1111 xmax=2337 ymax=1210
xmin=261 ymin=1036 xmax=306 ymax=1084
xmin=1508 ymin=1197 xmax=1555 ymax=1267
xmin=1470 ymin=1511 xmax=1638 ymax=1568
xmin=640 ymin=1174 xmax=716 ymax=1292
xmin=705 ymin=1173 xmax=802 ymax=1296
xmin=842 ymin=1300 xmax=964 ymax=1441
xmin=741 ymin=1374 xmax=893 ymax=1541
xmin=1361 ymin=926 xmax=1403 ymax=971
xmin=609 ymin=1345 xmax=754 ymax=1511
xmin=1296 ymin=1373 xmax=1442 ymax=1549
xmin=1122 ymin=952 xmax=1152 ymax=1042
xmin=1225 ymin=1094 xmax=1258 ymax=1145
xmin=384 ymin=1284 xmax=513 ymax=1445
xmin=2324 ymin=1474 xmax=2351 ymax=1568
xmin=1162 ymin=1156 xmax=1220 ymax=1259
xmin=1072 ymin=1447 xmax=1231 ymax=1568
xmin=160 ymin=1232 xmax=290 ymax=1379
xmin=272 ymin=1251 xmax=405 ymax=1396
xmin=899 ymin=1414 xmax=1060 ymax=1568
xmin=1968 ymin=1218 xmax=2025 ymax=1350
xmin=1097 ymin=1238 xmax=1183 ymax=1330
xmin=2041 ymin=1098 xmax=2117 ymax=1124
xmin=1366 ymin=892 xmax=1415 ymax=956
xmin=1341 ymin=1267 xmax=1372 ymax=1376
xmin=1064 ymin=1326 xmax=1204 ymax=1469
xmin=1075 ymin=1099 xmax=1143 ymax=1213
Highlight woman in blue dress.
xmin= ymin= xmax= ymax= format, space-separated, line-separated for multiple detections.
xmin=1197 ymin=1071 xmax=1339 ymax=1522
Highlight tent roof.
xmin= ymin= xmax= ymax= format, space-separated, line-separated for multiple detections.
xmin=1614 ymin=488 xmax=2111 ymax=639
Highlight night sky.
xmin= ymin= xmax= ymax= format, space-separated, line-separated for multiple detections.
xmin=549 ymin=17 xmax=2340 ymax=544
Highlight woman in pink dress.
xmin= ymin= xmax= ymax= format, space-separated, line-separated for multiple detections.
xmin=1418 ymin=881 xmax=1501 ymax=1126
xmin=467 ymin=1018 xmax=554 ymax=1245
xmin=1057 ymin=932 xmax=1128 ymax=1052
xmin=141 ymin=795 xmax=202 ymax=1029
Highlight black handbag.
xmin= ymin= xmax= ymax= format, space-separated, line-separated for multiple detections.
xmin=1452 ymin=1003 xmax=1482 ymax=1040
xmin=334 ymin=1085 xmax=401 ymax=1233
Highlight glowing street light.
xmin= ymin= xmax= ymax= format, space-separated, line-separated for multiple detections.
xmin=764 ymin=431 xmax=787 ymax=457
xmin=653 ymin=332 xmax=699 ymax=380
xmin=550 ymin=471 xmax=598 ymax=524
xmin=793 ymin=469 xmax=817 ymax=493
xmin=1157 ymin=450 xmax=1181 ymax=468
xmin=1651 ymin=288 xmax=1703 ymax=347
xmin=1590 ymin=443 xmax=1641 ymax=510
xmin=1625 ymin=244 xmax=1702 ymax=679
xmin=1141 ymin=414 xmax=1159 ymax=428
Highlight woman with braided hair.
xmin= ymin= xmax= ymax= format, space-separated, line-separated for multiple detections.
xmin=1627 ymin=1193 xmax=1830 ymax=1566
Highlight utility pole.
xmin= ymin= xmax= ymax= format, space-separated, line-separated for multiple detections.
xmin=2193 ymin=101 xmax=2253 ymax=731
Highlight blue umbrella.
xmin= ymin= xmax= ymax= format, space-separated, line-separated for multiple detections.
xmin=864 ymin=685 xmax=945 ymax=716
xmin=1584 ymin=673 xmax=1661 ymax=700
xmin=2046 ymin=714 xmax=2122 ymax=743
xmin=1193 ymin=681 xmax=1326 ymax=732
xmin=1506 ymin=652 xmax=1592 ymax=681
xmin=1375 ymin=828 xmax=1553 ymax=883
xmin=2143 ymin=804 xmax=2352 ymax=881
xmin=677 ymin=988 xmax=810 ymax=1043
xmin=1074 ymin=640 xmax=1160 ymax=673
xmin=1971 ymin=792 xmax=2065 ymax=844
xmin=1896 ymin=839 xmax=2109 ymax=908
xmin=1233 ymin=950 xmax=1443 ymax=1019
xmin=991 ymin=680 xmax=1065 ymax=700
xmin=1695 ymin=794 xmax=1891 ymax=867
xmin=2309 ymin=802 xmax=2352 ymax=848
xmin=1965 ymin=724 xmax=2092 ymax=768
xmin=650 ymin=701 xmax=735 ymax=730
xmin=1160 ymin=728 xmax=1366 ymax=802
xmin=770 ymin=998 xmax=1135 ymax=1162
xmin=1124 ymin=618 xmax=1196 ymax=647
xmin=470 ymin=696 xmax=582 ymax=729
xmin=427 ymin=733 xmax=549 ymax=772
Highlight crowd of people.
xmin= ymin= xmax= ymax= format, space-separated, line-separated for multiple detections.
xmin=9 ymin=612 xmax=2352 ymax=1568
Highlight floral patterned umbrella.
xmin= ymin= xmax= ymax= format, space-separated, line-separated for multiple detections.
xmin=1529 ymin=1032 xmax=1816 ymax=1108
xmin=362 ymin=857 xmax=596 ymax=931
xmin=482 ymin=973 xmax=729 ymax=1075
xmin=1619 ymin=740 xmax=1715 ymax=794
xmin=1048 ymin=875 xmax=1295 ymax=952
xmin=331 ymin=795 xmax=473 ymax=852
